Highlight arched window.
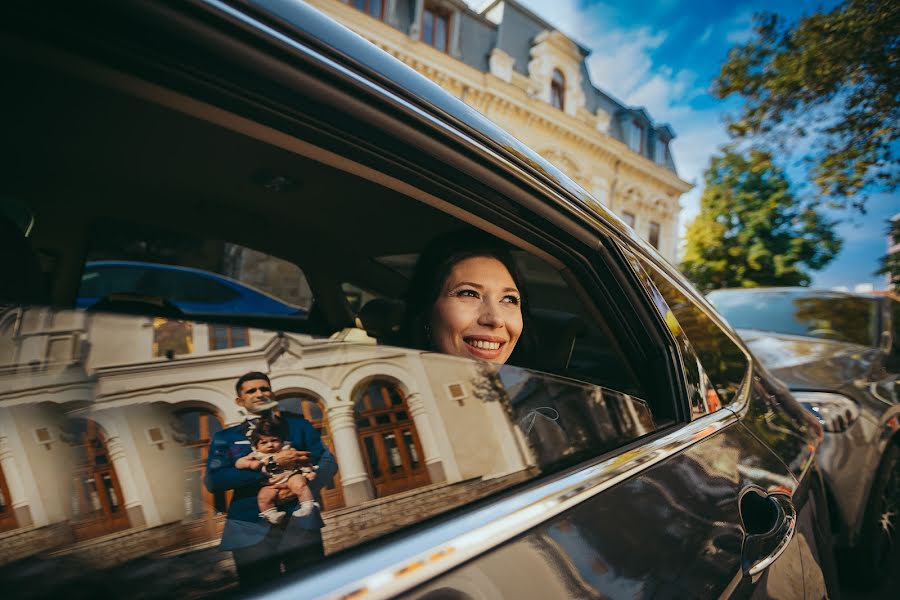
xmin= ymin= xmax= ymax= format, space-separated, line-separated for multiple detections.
xmin=278 ymin=391 xmax=345 ymax=510
xmin=64 ymin=419 xmax=130 ymax=541
xmin=354 ymin=380 xmax=429 ymax=498
xmin=174 ymin=408 xmax=226 ymax=545
xmin=551 ymin=69 xmax=566 ymax=110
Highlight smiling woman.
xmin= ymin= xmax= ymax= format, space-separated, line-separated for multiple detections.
xmin=400 ymin=231 xmax=529 ymax=365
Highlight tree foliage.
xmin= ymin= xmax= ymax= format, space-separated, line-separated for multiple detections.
xmin=875 ymin=218 xmax=900 ymax=292
xmin=681 ymin=149 xmax=841 ymax=291
xmin=714 ymin=0 xmax=899 ymax=209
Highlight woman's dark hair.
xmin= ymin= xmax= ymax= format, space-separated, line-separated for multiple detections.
xmin=248 ymin=413 xmax=288 ymax=446
xmin=400 ymin=229 xmax=533 ymax=361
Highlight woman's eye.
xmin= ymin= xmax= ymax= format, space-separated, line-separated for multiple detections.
xmin=502 ymin=295 xmax=521 ymax=305
xmin=456 ymin=289 xmax=479 ymax=298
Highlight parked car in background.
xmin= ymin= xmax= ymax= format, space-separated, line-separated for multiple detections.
xmin=0 ymin=1 xmax=839 ymax=598
xmin=708 ymin=287 xmax=900 ymax=586
xmin=77 ymin=260 xmax=307 ymax=316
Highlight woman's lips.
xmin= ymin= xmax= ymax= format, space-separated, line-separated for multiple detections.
xmin=463 ymin=336 xmax=505 ymax=360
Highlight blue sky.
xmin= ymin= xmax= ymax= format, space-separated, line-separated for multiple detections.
xmin=466 ymin=0 xmax=898 ymax=290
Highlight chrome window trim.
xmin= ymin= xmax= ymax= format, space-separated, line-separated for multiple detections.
xmin=262 ymin=409 xmax=739 ymax=600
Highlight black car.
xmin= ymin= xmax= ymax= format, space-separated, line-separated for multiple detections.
xmin=708 ymin=287 xmax=900 ymax=587
xmin=0 ymin=1 xmax=837 ymax=598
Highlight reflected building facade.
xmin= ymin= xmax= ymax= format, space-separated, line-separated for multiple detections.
xmin=0 ymin=307 xmax=654 ymax=576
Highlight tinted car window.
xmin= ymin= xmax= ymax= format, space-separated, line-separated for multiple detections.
xmin=77 ymin=220 xmax=310 ymax=316
xmin=707 ymin=289 xmax=878 ymax=346
xmin=641 ymin=261 xmax=749 ymax=408
xmin=79 ymin=265 xmax=147 ymax=298
xmin=147 ymin=268 xmax=239 ymax=304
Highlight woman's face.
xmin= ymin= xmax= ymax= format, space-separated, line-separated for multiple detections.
xmin=431 ymin=256 xmax=523 ymax=364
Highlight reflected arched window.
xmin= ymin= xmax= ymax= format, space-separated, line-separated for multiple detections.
xmin=354 ymin=380 xmax=429 ymax=498
xmin=174 ymin=408 xmax=226 ymax=545
xmin=278 ymin=391 xmax=345 ymax=510
xmin=63 ymin=419 xmax=130 ymax=541
xmin=551 ymin=69 xmax=566 ymax=110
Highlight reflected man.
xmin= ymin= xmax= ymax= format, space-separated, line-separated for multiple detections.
xmin=204 ymin=371 xmax=337 ymax=589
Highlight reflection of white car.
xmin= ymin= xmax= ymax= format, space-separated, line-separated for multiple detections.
xmin=77 ymin=261 xmax=305 ymax=316
xmin=708 ymin=287 xmax=900 ymax=587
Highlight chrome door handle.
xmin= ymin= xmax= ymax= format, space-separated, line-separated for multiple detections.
xmin=739 ymin=488 xmax=797 ymax=576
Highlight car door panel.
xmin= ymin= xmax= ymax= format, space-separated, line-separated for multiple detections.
xmin=406 ymin=416 xmax=807 ymax=599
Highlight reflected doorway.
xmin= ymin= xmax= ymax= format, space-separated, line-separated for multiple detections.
xmin=353 ymin=380 xmax=429 ymax=498
xmin=65 ymin=419 xmax=130 ymax=541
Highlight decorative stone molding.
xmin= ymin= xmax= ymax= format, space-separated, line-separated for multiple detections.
xmin=528 ymin=30 xmax=586 ymax=117
xmin=488 ymin=48 xmax=515 ymax=83
xmin=595 ymin=107 xmax=612 ymax=134
xmin=540 ymin=149 xmax=583 ymax=182
xmin=591 ymin=175 xmax=610 ymax=206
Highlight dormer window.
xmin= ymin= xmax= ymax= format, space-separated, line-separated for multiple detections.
xmin=628 ymin=120 xmax=644 ymax=154
xmin=655 ymin=139 xmax=668 ymax=165
xmin=551 ymin=69 xmax=565 ymax=110
xmin=352 ymin=0 xmax=385 ymax=20
xmin=422 ymin=3 xmax=451 ymax=53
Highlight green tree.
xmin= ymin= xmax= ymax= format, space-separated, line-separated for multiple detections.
xmin=875 ymin=218 xmax=900 ymax=292
xmin=714 ymin=0 xmax=899 ymax=209
xmin=681 ymin=149 xmax=841 ymax=291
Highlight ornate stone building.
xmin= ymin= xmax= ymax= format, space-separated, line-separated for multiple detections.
xmin=307 ymin=0 xmax=692 ymax=262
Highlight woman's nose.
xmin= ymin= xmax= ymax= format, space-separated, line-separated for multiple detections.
xmin=478 ymin=301 xmax=504 ymax=327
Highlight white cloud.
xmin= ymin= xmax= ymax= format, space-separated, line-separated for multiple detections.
xmin=831 ymin=286 xmax=850 ymax=292
xmin=725 ymin=11 xmax=756 ymax=45
xmin=853 ymin=283 xmax=874 ymax=293
xmin=698 ymin=25 xmax=713 ymax=45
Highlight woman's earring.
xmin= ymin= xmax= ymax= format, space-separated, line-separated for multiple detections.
xmin=424 ymin=323 xmax=432 ymax=347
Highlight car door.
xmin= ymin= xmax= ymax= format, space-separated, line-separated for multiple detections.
xmin=371 ymin=250 xmax=821 ymax=600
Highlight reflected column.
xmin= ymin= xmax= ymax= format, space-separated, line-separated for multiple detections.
xmin=405 ymin=392 xmax=446 ymax=483
xmin=104 ymin=435 xmax=145 ymax=527
xmin=327 ymin=404 xmax=374 ymax=506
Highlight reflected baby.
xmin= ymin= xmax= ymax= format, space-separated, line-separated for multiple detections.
xmin=235 ymin=414 xmax=318 ymax=524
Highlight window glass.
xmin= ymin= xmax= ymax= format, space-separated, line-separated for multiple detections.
xmin=435 ymin=13 xmax=448 ymax=51
xmin=648 ymin=222 xmax=661 ymax=249
xmin=655 ymin=139 xmax=668 ymax=164
xmin=79 ymin=265 xmax=147 ymax=299
xmin=551 ymin=69 xmax=565 ymax=110
xmin=641 ymin=260 xmax=748 ymax=408
xmin=622 ymin=212 xmax=636 ymax=228
xmin=707 ymin=289 xmax=879 ymax=347
xmin=629 ymin=121 xmax=643 ymax=153
xmin=423 ymin=8 xmax=434 ymax=45
xmin=2 ymin=46 xmax=674 ymax=596
xmin=77 ymin=220 xmax=310 ymax=318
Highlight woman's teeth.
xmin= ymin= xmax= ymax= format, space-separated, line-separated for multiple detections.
xmin=469 ymin=339 xmax=501 ymax=350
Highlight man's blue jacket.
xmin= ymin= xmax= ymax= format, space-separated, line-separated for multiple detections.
xmin=204 ymin=412 xmax=338 ymax=551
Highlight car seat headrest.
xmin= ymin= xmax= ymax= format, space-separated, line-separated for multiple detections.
xmin=357 ymin=298 xmax=405 ymax=344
